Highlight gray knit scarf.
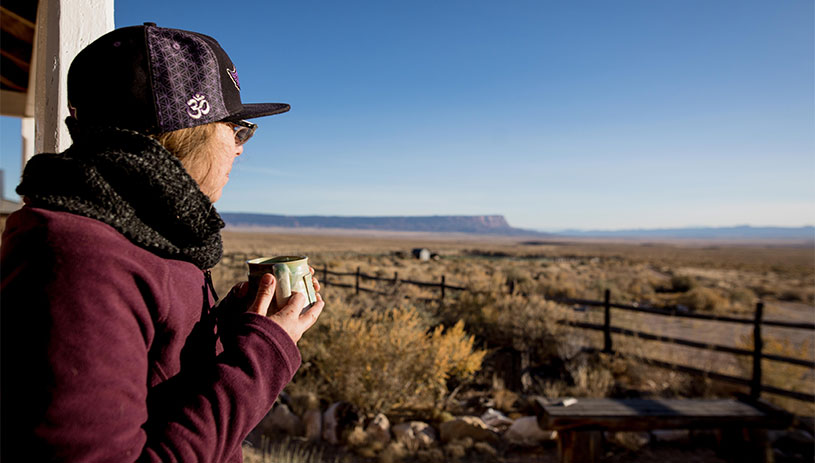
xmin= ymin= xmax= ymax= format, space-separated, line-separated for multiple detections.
xmin=16 ymin=119 xmax=224 ymax=270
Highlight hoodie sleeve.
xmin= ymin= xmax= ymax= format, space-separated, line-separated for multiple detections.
xmin=139 ymin=313 xmax=301 ymax=463
xmin=0 ymin=210 xmax=301 ymax=463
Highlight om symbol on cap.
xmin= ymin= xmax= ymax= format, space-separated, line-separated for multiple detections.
xmin=186 ymin=94 xmax=210 ymax=119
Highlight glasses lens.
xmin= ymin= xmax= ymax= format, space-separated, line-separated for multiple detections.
xmin=230 ymin=120 xmax=256 ymax=145
xmin=234 ymin=127 xmax=250 ymax=145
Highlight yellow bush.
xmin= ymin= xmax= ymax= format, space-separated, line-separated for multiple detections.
xmin=296 ymin=305 xmax=485 ymax=414
xmin=678 ymin=287 xmax=728 ymax=312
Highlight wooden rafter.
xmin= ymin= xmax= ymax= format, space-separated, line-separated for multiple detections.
xmin=0 ymin=47 xmax=30 ymax=72
xmin=0 ymin=75 xmax=26 ymax=92
xmin=0 ymin=6 xmax=35 ymax=44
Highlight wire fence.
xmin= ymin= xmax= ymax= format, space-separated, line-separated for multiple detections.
xmin=317 ymin=263 xmax=815 ymax=404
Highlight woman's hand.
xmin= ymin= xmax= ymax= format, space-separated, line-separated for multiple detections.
xmin=309 ymin=266 xmax=321 ymax=292
xmin=248 ymin=273 xmax=325 ymax=344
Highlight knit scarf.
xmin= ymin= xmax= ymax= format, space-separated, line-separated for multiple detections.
xmin=16 ymin=119 xmax=224 ymax=270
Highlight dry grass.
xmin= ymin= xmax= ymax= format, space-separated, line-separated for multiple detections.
xmin=242 ymin=436 xmax=336 ymax=463
xmin=213 ymin=229 xmax=814 ymax=417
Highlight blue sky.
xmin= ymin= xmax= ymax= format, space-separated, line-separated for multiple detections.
xmin=1 ymin=1 xmax=813 ymax=231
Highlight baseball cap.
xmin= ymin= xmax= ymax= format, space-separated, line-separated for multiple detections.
xmin=67 ymin=22 xmax=290 ymax=135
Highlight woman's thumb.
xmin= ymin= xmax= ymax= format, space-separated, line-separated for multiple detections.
xmin=250 ymin=273 xmax=276 ymax=316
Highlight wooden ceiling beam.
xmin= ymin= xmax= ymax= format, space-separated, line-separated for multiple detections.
xmin=0 ymin=48 xmax=30 ymax=72
xmin=0 ymin=6 xmax=35 ymax=44
xmin=0 ymin=75 xmax=27 ymax=92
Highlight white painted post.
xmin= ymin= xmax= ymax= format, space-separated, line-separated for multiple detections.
xmin=21 ymin=10 xmax=38 ymax=167
xmin=34 ymin=0 xmax=114 ymax=155
xmin=21 ymin=118 xmax=35 ymax=168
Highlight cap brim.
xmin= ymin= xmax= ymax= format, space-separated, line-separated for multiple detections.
xmin=225 ymin=103 xmax=290 ymax=121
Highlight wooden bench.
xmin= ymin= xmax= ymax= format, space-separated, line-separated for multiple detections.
xmin=533 ymin=396 xmax=792 ymax=463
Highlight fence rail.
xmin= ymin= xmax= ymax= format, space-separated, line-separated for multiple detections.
xmin=317 ymin=264 xmax=815 ymax=404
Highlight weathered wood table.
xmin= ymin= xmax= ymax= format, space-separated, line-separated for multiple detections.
xmin=534 ymin=397 xmax=791 ymax=463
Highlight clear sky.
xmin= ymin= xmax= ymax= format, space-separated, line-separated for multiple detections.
xmin=1 ymin=0 xmax=813 ymax=231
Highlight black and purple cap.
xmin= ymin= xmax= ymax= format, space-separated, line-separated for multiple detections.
xmin=67 ymin=22 xmax=289 ymax=134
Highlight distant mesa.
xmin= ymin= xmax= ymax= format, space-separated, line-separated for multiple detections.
xmin=559 ymin=225 xmax=815 ymax=241
xmin=220 ymin=213 xmax=815 ymax=241
xmin=220 ymin=213 xmax=541 ymax=236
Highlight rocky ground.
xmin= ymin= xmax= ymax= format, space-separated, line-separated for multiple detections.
xmin=241 ymin=392 xmax=814 ymax=463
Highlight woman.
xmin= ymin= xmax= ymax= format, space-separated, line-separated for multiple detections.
xmin=0 ymin=23 xmax=324 ymax=462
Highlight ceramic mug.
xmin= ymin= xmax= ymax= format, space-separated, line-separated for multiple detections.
xmin=247 ymin=256 xmax=317 ymax=313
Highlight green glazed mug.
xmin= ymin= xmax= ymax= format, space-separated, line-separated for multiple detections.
xmin=247 ymin=256 xmax=317 ymax=313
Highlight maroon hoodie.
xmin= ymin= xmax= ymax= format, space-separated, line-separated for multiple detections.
xmin=1 ymin=207 xmax=301 ymax=462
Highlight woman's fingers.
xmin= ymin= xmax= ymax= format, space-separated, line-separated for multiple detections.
xmin=303 ymin=293 xmax=325 ymax=328
xmin=309 ymin=266 xmax=321 ymax=292
xmin=249 ymin=273 xmax=276 ymax=317
xmin=269 ymin=292 xmax=325 ymax=344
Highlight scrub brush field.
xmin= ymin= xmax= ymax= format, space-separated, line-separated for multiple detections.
xmin=212 ymin=229 xmax=814 ymax=463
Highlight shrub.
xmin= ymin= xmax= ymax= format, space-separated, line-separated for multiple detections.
xmin=728 ymin=287 xmax=757 ymax=311
xmin=296 ymin=304 xmax=485 ymax=414
xmin=569 ymin=363 xmax=614 ymax=397
xmin=482 ymin=294 xmax=564 ymax=351
xmin=778 ymin=288 xmax=807 ymax=302
xmin=670 ymin=275 xmax=696 ymax=292
xmin=446 ymin=291 xmax=568 ymax=354
xmin=504 ymin=267 xmax=536 ymax=294
xmin=532 ymin=353 xmax=615 ymax=398
xmin=677 ymin=287 xmax=727 ymax=312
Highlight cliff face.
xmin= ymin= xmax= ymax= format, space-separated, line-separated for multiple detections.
xmin=220 ymin=213 xmax=523 ymax=234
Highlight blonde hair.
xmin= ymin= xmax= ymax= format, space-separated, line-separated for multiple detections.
xmin=153 ymin=123 xmax=219 ymax=192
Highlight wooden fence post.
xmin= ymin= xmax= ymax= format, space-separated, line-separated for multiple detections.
xmin=394 ymin=271 xmax=398 ymax=286
xmin=355 ymin=267 xmax=360 ymax=295
xmin=603 ymin=289 xmax=613 ymax=353
xmin=440 ymin=275 xmax=446 ymax=301
xmin=750 ymin=301 xmax=764 ymax=399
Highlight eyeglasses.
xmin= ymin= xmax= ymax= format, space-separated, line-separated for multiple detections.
xmin=227 ymin=120 xmax=257 ymax=146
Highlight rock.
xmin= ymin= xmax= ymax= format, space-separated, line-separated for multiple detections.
xmin=303 ymin=409 xmax=322 ymax=441
xmin=444 ymin=439 xmax=473 ymax=460
xmin=379 ymin=442 xmax=407 ymax=463
xmin=439 ymin=416 xmax=500 ymax=444
xmin=504 ymin=416 xmax=557 ymax=446
xmin=771 ymin=428 xmax=815 ymax=462
xmin=288 ymin=392 xmax=320 ymax=417
xmin=651 ymin=429 xmax=690 ymax=443
xmin=258 ymin=403 xmax=303 ymax=437
xmin=768 ymin=429 xmax=787 ymax=444
xmin=480 ymin=408 xmax=514 ymax=430
xmin=366 ymin=413 xmax=392 ymax=445
xmin=322 ymin=402 xmax=361 ymax=445
xmin=789 ymin=428 xmax=815 ymax=445
xmin=416 ymin=448 xmax=445 ymax=462
xmin=346 ymin=425 xmax=368 ymax=447
xmin=450 ymin=437 xmax=474 ymax=450
xmin=605 ymin=431 xmax=650 ymax=451
xmin=322 ymin=403 xmax=341 ymax=444
xmin=474 ymin=441 xmax=498 ymax=456
xmin=392 ymin=421 xmax=437 ymax=450
xmin=444 ymin=441 xmax=468 ymax=460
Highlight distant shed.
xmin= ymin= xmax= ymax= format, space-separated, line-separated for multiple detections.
xmin=412 ymin=248 xmax=431 ymax=261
